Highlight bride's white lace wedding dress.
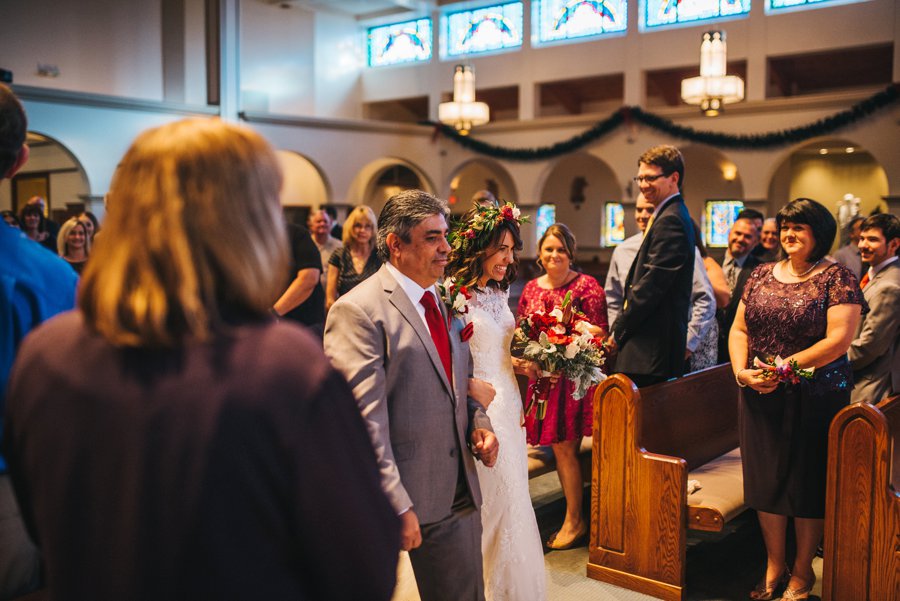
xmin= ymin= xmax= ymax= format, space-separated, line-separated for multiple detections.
xmin=469 ymin=287 xmax=547 ymax=601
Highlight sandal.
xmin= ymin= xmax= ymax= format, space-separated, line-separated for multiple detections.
xmin=779 ymin=575 xmax=815 ymax=601
xmin=749 ymin=566 xmax=790 ymax=600
xmin=545 ymin=523 xmax=588 ymax=550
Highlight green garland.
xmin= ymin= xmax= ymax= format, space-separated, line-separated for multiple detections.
xmin=424 ymin=83 xmax=899 ymax=161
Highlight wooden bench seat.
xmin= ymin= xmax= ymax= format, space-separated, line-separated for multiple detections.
xmin=586 ymin=365 xmax=746 ymax=601
xmin=686 ymin=447 xmax=744 ymax=532
xmin=822 ymin=394 xmax=900 ymax=601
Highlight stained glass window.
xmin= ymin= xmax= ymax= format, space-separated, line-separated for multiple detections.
xmin=444 ymin=2 xmax=524 ymax=57
xmin=644 ymin=0 xmax=751 ymax=29
xmin=368 ymin=19 xmax=433 ymax=67
xmin=534 ymin=0 xmax=627 ymax=44
xmin=604 ymin=202 xmax=625 ymax=246
xmin=536 ymin=204 xmax=556 ymax=241
xmin=704 ymin=200 xmax=744 ymax=247
xmin=767 ymin=0 xmax=858 ymax=10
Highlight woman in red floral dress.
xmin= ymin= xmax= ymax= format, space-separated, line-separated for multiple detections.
xmin=517 ymin=223 xmax=608 ymax=550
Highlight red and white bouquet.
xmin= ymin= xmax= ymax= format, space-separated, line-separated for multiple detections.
xmin=752 ymin=355 xmax=815 ymax=385
xmin=513 ymin=291 xmax=606 ymax=419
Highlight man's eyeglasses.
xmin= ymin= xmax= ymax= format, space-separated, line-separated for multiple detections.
xmin=633 ymin=173 xmax=669 ymax=184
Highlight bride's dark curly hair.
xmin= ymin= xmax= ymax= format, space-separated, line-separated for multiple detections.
xmin=446 ymin=207 xmax=523 ymax=291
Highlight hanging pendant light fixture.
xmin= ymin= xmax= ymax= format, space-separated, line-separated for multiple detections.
xmin=438 ymin=64 xmax=490 ymax=135
xmin=681 ymin=31 xmax=744 ymax=117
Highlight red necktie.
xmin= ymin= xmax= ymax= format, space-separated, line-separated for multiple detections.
xmin=420 ymin=291 xmax=452 ymax=383
xmin=860 ymin=271 xmax=870 ymax=289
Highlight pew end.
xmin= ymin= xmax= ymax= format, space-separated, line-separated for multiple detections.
xmin=823 ymin=394 xmax=900 ymax=601
xmin=587 ymin=366 xmax=745 ymax=601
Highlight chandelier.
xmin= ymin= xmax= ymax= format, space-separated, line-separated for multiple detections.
xmin=438 ymin=64 xmax=490 ymax=135
xmin=681 ymin=31 xmax=744 ymax=117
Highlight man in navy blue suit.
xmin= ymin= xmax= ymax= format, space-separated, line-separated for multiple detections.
xmin=612 ymin=145 xmax=695 ymax=387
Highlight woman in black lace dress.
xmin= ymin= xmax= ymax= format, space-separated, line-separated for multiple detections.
xmin=729 ymin=198 xmax=866 ymax=601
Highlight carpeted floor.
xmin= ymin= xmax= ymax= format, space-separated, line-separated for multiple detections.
xmin=390 ymin=472 xmax=824 ymax=601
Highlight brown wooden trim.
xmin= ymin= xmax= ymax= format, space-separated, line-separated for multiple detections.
xmin=206 ymin=0 xmax=220 ymax=106
xmin=822 ymin=395 xmax=900 ymax=601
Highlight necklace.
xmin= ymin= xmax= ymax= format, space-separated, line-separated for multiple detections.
xmin=786 ymin=258 xmax=821 ymax=278
xmin=544 ymin=269 xmax=575 ymax=289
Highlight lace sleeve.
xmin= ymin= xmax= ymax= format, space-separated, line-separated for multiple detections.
xmin=472 ymin=286 xmax=511 ymax=323
xmin=576 ymin=275 xmax=609 ymax=331
xmin=742 ymin=263 xmax=771 ymax=305
xmin=826 ymin=263 xmax=869 ymax=314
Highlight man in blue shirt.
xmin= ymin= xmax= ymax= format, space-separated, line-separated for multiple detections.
xmin=0 ymin=83 xmax=78 ymax=598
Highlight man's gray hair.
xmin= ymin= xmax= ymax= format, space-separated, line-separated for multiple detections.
xmin=376 ymin=189 xmax=449 ymax=262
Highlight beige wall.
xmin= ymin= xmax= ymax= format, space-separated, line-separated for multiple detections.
xmin=788 ymin=153 xmax=889 ymax=220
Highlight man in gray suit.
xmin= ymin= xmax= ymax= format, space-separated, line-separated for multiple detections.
xmin=324 ymin=190 xmax=497 ymax=601
xmin=849 ymin=213 xmax=900 ymax=404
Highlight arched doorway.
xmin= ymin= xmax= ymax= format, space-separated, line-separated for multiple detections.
xmin=537 ymin=152 xmax=621 ymax=249
xmin=3 ymin=132 xmax=91 ymax=223
xmin=275 ymin=150 xmax=331 ymax=226
xmin=445 ymin=158 xmax=517 ymax=215
xmin=678 ymin=145 xmax=745 ymax=224
xmin=767 ymin=138 xmax=889 ymax=249
xmin=350 ymin=158 xmax=435 ymax=217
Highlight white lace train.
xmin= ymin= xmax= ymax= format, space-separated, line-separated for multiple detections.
xmin=470 ymin=288 xmax=547 ymax=601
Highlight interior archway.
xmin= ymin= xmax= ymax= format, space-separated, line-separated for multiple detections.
xmin=678 ymin=145 xmax=745 ymax=224
xmin=349 ymin=158 xmax=435 ymax=217
xmin=445 ymin=158 xmax=518 ymax=215
xmin=275 ymin=150 xmax=331 ymax=226
xmin=2 ymin=132 xmax=91 ymax=223
xmin=766 ymin=138 xmax=889 ymax=244
xmin=537 ymin=152 xmax=621 ymax=249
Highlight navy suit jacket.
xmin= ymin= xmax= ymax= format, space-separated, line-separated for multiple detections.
xmin=717 ymin=253 xmax=762 ymax=363
xmin=612 ymin=194 xmax=695 ymax=380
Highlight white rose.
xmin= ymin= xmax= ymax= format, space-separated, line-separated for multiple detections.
xmin=574 ymin=321 xmax=592 ymax=334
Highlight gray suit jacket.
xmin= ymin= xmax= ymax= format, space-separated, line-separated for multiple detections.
xmin=323 ymin=265 xmax=491 ymax=524
xmin=849 ymin=261 xmax=900 ymax=403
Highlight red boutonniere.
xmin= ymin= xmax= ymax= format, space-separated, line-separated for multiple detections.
xmin=460 ymin=322 xmax=474 ymax=342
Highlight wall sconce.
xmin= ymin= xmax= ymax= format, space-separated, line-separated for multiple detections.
xmin=681 ymin=31 xmax=744 ymax=116
xmin=722 ymin=164 xmax=737 ymax=181
xmin=438 ymin=64 xmax=489 ymax=136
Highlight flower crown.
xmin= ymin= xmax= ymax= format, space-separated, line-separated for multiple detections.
xmin=449 ymin=201 xmax=529 ymax=256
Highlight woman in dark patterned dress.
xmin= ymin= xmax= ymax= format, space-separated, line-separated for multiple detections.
xmin=517 ymin=223 xmax=608 ymax=550
xmin=326 ymin=205 xmax=381 ymax=311
xmin=729 ymin=198 xmax=866 ymax=601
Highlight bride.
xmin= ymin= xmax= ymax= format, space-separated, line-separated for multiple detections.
xmin=447 ymin=202 xmax=547 ymax=601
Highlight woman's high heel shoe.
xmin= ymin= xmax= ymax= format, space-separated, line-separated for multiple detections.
xmin=779 ymin=575 xmax=815 ymax=601
xmin=749 ymin=566 xmax=791 ymax=600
